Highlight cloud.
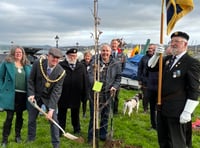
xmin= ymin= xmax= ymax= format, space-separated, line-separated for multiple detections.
xmin=0 ymin=0 xmax=199 ymax=46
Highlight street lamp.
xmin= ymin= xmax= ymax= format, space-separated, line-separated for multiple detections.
xmin=55 ymin=35 xmax=59 ymax=48
xmin=76 ymin=42 xmax=79 ymax=49
xmin=10 ymin=41 xmax=14 ymax=48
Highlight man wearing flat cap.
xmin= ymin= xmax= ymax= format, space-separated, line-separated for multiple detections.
xmin=148 ymin=31 xmax=200 ymax=148
xmin=27 ymin=47 xmax=66 ymax=148
xmin=58 ymin=48 xmax=87 ymax=135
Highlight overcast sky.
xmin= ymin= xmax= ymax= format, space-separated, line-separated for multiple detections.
xmin=0 ymin=0 xmax=200 ymax=46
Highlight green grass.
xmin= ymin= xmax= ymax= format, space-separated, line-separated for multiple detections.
xmin=0 ymin=88 xmax=200 ymax=148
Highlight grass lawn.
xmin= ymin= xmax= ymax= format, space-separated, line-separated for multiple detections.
xmin=0 ymin=88 xmax=200 ymax=148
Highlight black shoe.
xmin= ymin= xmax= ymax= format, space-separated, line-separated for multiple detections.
xmin=87 ymin=139 xmax=93 ymax=145
xmin=15 ymin=137 xmax=21 ymax=143
xmin=100 ymin=137 xmax=106 ymax=141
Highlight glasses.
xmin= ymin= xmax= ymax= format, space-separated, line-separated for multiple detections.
xmin=169 ymin=40 xmax=186 ymax=44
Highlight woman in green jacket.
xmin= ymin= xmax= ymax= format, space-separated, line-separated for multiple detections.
xmin=0 ymin=46 xmax=31 ymax=147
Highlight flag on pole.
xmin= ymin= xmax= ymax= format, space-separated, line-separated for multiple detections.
xmin=166 ymin=0 xmax=194 ymax=35
xmin=130 ymin=45 xmax=140 ymax=57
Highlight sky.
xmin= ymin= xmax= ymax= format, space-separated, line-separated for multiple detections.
xmin=0 ymin=0 xmax=200 ymax=47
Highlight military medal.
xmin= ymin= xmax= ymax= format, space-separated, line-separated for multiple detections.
xmin=45 ymin=81 xmax=51 ymax=88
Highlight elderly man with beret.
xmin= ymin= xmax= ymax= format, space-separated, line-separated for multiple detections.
xmin=58 ymin=48 xmax=87 ymax=136
xmin=148 ymin=31 xmax=200 ymax=148
xmin=27 ymin=48 xmax=66 ymax=148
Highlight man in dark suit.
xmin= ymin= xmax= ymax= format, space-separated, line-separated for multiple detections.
xmin=58 ymin=48 xmax=87 ymax=135
xmin=148 ymin=31 xmax=200 ymax=148
xmin=27 ymin=48 xmax=66 ymax=148
xmin=110 ymin=39 xmax=126 ymax=114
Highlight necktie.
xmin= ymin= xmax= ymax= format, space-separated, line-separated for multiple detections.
xmin=47 ymin=68 xmax=51 ymax=76
xmin=168 ymin=56 xmax=176 ymax=70
xmin=115 ymin=51 xmax=118 ymax=58
xmin=70 ymin=64 xmax=75 ymax=70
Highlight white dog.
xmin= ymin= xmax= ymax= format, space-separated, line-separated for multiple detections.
xmin=123 ymin=94 xmax=140 ymax=116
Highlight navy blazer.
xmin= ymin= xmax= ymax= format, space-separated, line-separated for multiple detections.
xmin=161 ymin=53 xmax=200 ymax=117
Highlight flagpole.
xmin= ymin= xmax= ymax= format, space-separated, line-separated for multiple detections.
xmin=158 ymin=0 xmax=165 ymax=106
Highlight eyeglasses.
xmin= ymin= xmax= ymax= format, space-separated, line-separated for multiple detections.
xmin=169 ymin=40 xmax=186 ymax=44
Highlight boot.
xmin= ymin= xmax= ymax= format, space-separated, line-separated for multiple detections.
xmin=15 ymin=118 xmax=23 ymax=143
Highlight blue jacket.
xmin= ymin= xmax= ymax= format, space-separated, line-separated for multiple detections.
xmin=0 ymin=62 xmax=31 ymax=110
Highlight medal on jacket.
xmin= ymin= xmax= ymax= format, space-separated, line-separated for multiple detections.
xmin=45 ymin=81 xmax=51 ymax=88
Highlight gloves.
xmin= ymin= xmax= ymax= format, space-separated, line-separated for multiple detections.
xmin=180 ymin=99 xmax=199 ymax=124
xmin=148 ymin=45 xmax=164 ymax=68
xmin=155 ymin=45 xmax=165 ymax=55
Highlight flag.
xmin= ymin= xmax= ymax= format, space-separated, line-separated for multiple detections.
xmin=166 ymin=0 xmax=194 ymax=35
xmin=130 ymin=45 xmax=140 ymax=57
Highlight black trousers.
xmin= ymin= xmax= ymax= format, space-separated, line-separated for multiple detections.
xmin=157 ymin=112 xmax=188 ymax=148
xmin=141 ymin=86 xmax=149 ymax=112
xmin=57 ymin=107 xmax=80 ymax=134
xmin=2 ymin=110 xmax=23 ymax=142
xmin=113 ymin=89 xmax=120 ymax=114
xmin=147 ymin=89 xmax=157 ymax=129
xmin=27 ymin=102 xmax=60 ymax=148
xmin=2 ymin=92 xmax=26 ymax=143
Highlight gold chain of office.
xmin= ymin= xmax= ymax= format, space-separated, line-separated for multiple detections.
xmin=39 ymin=58 xmax=65 ymax=83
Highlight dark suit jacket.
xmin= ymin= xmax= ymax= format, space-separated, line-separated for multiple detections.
xmin=28 ymin=58 xmax=66 ymax=109
xmin=161 ymin=53 xmax=200 ymax=117
xmin=58 ymin=60 xmax=87 ymax=108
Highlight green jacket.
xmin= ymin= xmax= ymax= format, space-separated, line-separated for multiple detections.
xmin=0 ymin=62 xmax=31 ymax=110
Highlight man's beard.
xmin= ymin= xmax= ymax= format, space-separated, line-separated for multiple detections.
xmin=66 ymin=56 xmax=77 ymax=64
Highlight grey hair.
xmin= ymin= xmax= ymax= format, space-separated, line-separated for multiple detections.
xmin=100 ymin=43 xmax=112 ymax=52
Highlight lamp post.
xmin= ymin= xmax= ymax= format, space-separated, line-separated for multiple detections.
xmin=76 ymin=42 xmax=79 ymax=49
xmin=10 ymin=41 xmax=14 ymax=49
xmin=55 ymin=35 xmax=59 ymax=48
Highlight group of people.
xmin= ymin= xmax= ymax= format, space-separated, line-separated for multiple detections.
xmin=0 ymin=31 xmax=199 ymax=148
xmin=138 ymin=31 xmax=200 ymax=148
xmin=0 ymin=38 xmax=125 ymax=148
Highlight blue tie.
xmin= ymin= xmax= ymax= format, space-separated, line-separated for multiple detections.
xmin=168 ymin=56 xmax=176 ymax=70
xmin=47 ymin=68 xmax=51 ymax=76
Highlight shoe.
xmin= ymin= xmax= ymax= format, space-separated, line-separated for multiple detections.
xmin=100 ymin=137 xmax=106 ymax=141
xmin=74 ymin=131 xmax=81 ymax=136
xmin=15 ymin=137 xmax=21 ymax=143
xmin=87 ymin=139 xmax=93 ymax=145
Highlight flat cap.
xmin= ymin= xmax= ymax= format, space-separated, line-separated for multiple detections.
xmin=171 ymin=31 xmax=189 ymax=41
xmin=48 ymin=48 xmax=63 ymax=58
xmin=66 ymin=48 xmax=78 ymax=54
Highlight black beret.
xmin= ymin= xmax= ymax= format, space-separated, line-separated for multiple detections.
xmin=48 ymin=48 xmax=63 ymax=58
xmin=66 ymin=48 xmax=78 ymax=54
xmin=170 ymin=31 xmax=189 ymax=41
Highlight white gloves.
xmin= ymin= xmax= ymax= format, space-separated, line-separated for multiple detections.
xmin=148 ymin=45 xmax=164 ymax=68
xmin=180 ymin=99 xmax=199 ymax=124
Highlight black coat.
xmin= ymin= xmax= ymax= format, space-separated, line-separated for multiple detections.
xmin=161 ymin=53 xmax=200 ymax=117
xmin=58 ymin=59 xmax=87 ymax=108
